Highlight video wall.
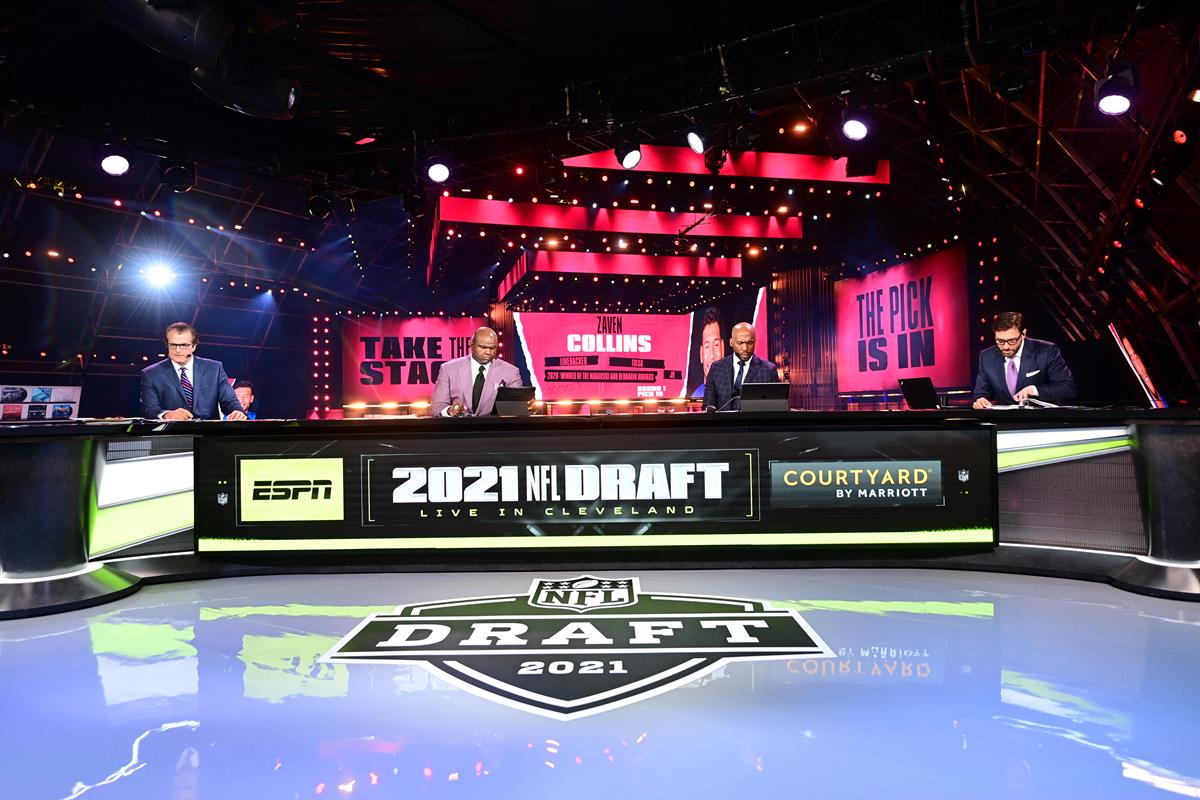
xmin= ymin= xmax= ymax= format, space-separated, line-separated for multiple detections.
xmin=342 ymin=287 xmax=769 ymax=406
xmin=834 ymin=247 xmax=969 ymax=393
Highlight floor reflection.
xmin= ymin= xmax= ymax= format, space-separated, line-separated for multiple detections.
xmin=0 ymin=569 xmax=1197 ymax=798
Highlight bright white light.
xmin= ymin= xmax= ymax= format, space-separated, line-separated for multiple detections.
xmin=1098 ymin=93 xmax=1131 ymax=116
xmin=842 ymin=119 xmax=869 ymax=141
xmin=620 ymin=148 xmax=642 ymax=169
xmin=686 ymin=131 xmax=705 ymax=154
xmin=427 ymin=163 xmax=450 ymax=183
xmin=146 ymin=263 xmax=174 ymax=288
xmin=101 ymin=154 xmax=130 ymax=176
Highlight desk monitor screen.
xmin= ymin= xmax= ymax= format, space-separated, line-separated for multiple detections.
xmin=494 ymin=386 xmax=535 ymax=416
xmin=899 ymin=377 xmax=940 ymax=410
xmin=739 ymin=382 xmax=789 ymax=412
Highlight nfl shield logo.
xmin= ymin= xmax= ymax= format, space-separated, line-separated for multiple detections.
xmin=957 ymin=469 xmax=970 ymax=483
xmin=529 ymin=575 xmax=639 ymax=613
xmin=217 ymin=492 xmax=229 ymax=506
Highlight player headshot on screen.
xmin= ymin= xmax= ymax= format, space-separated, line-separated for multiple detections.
xmin=140 ymin=322 xmax=247 ymax=420
xmin=691 ymin=306 xmax=725 ymax=398
xmin=971 ymin=311 xmax=1076 ymax=408
xmin=232 ymin=380 xmax=257 ymax=419
xmin=431 ymin=326 xmax=523 ymax=417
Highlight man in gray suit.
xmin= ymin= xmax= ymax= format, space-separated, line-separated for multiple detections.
xmin=431 ymin=327 xmax=523 ymax=417
xmin=140 ymin=322 xmax=246 ymax=420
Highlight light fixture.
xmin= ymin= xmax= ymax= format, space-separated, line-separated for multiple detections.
xmin=614 ymin=130 xmax=642 ymax=169
xmin=1095 ymin=66 xmax=1137 ymax=116
xmin=99 ymin=143 xmax=131 ymax=176
xmin=422 ymin=152 xmax=451 ymax=183
xmin=685 ymin=120 xmax=710 ymax=155
xmin=160 ymin=158 xmax=195 ymax=192
xmin=306 ymin=192 xmax=335 ymax=219
xmin=146 ymin=263 xmax=175 ymax=288
xmin=841 ymin=109 xmax=870 ymax=141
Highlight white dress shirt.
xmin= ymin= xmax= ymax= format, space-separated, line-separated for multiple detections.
xmin=1004 ymin=341 xmax=1037 ymax=396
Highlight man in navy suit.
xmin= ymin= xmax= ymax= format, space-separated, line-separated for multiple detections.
xmin=972 ymin=311 xmax=1076 ymax=408
xmin=140 ymin=322 xmax=246 ymax=420
xmin=702 ymin=322 xmax=779 ymax=411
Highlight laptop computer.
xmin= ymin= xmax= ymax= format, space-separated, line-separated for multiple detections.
xmin=737 ymin=382 xmax=790 ymax=412
xmin=494 ymin=385 xmax=536 ymax=416
xmin=898 ymin=377 xmax=940 ymax=410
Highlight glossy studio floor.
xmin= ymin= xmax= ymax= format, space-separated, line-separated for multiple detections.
xmin=2 ymin=568 xmax=1198 ymax=799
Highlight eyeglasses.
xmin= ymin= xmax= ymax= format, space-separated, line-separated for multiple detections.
xmin=994 ymin=335 xmax=1023 ymax=346
xmin=166 ymin=343 xmax=195 ymax=350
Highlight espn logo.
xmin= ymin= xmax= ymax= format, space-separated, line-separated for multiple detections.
xmin=239 ymin=458 xmax=344 ymax=522
xmin=252 ymin=479 xmax=334 ymax=501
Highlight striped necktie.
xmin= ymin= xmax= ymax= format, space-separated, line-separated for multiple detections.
xmin=180 ymin=366 xmax=194 ymax=410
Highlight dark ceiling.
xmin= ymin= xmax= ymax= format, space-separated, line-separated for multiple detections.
xmin=1 ymin=0 xmax=1199 ymax=406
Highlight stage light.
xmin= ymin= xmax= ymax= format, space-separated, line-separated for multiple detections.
xmin=306 ymin=192 xmax=335 ymax=219
xmin=146 ymin=263 xmax=174 ymax=287
xmin=160 ymin=158 xmax=195 ymax=192
xmin=614 ymin=130 xmax=642 ymax=169
xmin=354 ymin=136 xmax=376 ymax=146
xmin=99 ymin=143 xmax=131 ymax=176
xmin=1096 ymin=66 xmax=1136 ymax=116
xmin=422 ymin=152 xmax=451 ymax=183
xmin=841 ymin=109 xmax=869 ymax=141
xmin=686 ymin=120 xmax=710 ymax=154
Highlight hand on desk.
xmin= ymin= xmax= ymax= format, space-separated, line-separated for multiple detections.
xmin=1012 ymin=386 xmax=1039 ymax=403
xmin=446 ymin=401 xmax=467 ymax=417
xmin=163 ymin=408 xmax=194 ymax=420
xmin=971 ymin=397 xmax=992 ymax=410
xmin=226 ymin=409 xmax=248 ymax=421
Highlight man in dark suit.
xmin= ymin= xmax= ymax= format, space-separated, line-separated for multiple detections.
xmin=140 ymin=322 xmax=246 ymax=420
xmin=430 ymin=327 xmax=523 ymax=417
xmin=702 ymin=322 xmax=779 ymax=411
xmin=972 ymin=311 xmax=1076 ymax=408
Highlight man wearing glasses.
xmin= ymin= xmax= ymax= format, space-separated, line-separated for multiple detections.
xmin=140 ymin=322 xmax=247 ymax=420
xmin=971 ymin=311 xmax=1076 ymax=409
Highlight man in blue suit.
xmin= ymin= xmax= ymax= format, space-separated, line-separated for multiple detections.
xmin=972 ymin=311 xmax=1076 ymax=408
xmin=702 ymin=322 xmax=779 ymax=411
xmin=140 ymin=322 xmax=246 ymax=420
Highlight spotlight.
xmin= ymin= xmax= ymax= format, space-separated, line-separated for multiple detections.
xmin=306 ymin=192 xmax=335 ymax=219
xmin=99 ymin=143 xmax=131 ymax=176
xmin=841 ymin=109 xmax=869 ymax=141
xmin=422 ymin=152 xmax=452 ymax=183
xmin=685 ymin=120 xmax=710 ymax=155
xmin=146 ymin=263 xmax=175 ymax=288
xmin=991 ymin=62 xmax=1033 ymax=99
xmin=1095 ymin=66 xmax=1137 ymax=116
xmin=614 ymin=130 xmax=642 ymax=169
xmin=160 ymin=158 xmax=195 ymax=192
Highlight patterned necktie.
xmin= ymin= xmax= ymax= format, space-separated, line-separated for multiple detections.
xmin=1006 ymin=359 xmax=1018 ymax=397
xmin=734 ymin=360 xmax=746 ymax=391
xmin=180 ymin=366 xmax=194 ymax=409
xmin=471 ymin=364 xmax=485 ymax=414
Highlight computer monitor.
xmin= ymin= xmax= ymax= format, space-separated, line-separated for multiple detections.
xmin=494 ymin=386 xmax=535 ymax=416
xmin=738 ymin=382 xmax=790 ymax=412
xmin=898 ymin=377 xmax=940 ymax=410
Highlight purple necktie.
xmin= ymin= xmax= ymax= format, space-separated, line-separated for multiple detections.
xmin=180 ymin=366 xmax=194 ymax=409
xmin=1006 ymin=359 xmax=1018 ymax=397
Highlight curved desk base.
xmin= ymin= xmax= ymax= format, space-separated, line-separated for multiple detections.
xmin=0 ymin=565 xmax=141 ymax=620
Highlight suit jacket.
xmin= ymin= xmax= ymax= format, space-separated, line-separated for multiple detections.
xmin=140 ymin=357 xmax=241 ymax=420
xmin=702 ymin=353 xmax=779 ymax=411
xmin=972 ymin=337 xmax=1077 ymax=404
xmin=430 ymin=357 xmax=523 ymax=416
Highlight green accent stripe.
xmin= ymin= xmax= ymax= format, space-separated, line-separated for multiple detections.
xmin=90 ymin=492 xmax=194 ymax=557
xmin=997 ymin=439 xmax=1130 ymax=471
xmin=770 ymin=600 xmax=995 ymax=618
xmin=199 ymin=528 xmax=994 ymax=552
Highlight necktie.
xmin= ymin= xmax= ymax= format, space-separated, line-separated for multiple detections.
xmin=1006 ymin=359 xmax=1018 ymax=397
xmin=180 ymin=366 xmax=194 ymax=410
xmin=734 ymin=360 xmax=746 ymax=391
xmin=471 ymin=364 xmax=485 ymax=414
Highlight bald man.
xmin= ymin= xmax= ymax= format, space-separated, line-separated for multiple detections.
xmin=702 ymin=322 xmax=779 ymax=411
xmin=430 ymin=327 xmax=524 ymax=417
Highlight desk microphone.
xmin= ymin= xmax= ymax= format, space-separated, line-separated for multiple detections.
xmin=705 ymin=393 xmax=741 ymax=413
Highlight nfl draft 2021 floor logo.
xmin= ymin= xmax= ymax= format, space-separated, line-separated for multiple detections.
xmin=323 ymin=575 xmax=834 ymax=719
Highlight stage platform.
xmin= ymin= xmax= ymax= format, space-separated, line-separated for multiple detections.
xmin=2 ymin=568 xmax=1198 ymax=798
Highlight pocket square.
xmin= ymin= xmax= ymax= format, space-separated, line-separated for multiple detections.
xmin=1025 ymin=369 xmax=1040 ymax=377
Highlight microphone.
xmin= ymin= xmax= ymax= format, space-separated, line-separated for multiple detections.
xmin=705 ymin=393 xmax=741 ymax=413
